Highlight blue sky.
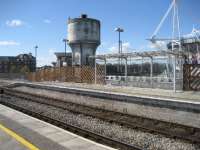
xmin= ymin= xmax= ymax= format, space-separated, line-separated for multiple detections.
xmin=0 ymin=0 xmax=199 ymax=66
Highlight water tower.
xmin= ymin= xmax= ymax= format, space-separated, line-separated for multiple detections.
xmin=67 ymin=14 xmax=101 ymax=66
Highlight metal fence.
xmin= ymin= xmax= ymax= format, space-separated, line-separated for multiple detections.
xmin=27 ymin=66 xmax=105 ymax=84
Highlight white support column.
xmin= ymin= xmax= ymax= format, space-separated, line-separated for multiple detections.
xmin=95 ymin=58 xmax=97 ymax=84
xmin=124 ymin=58 xmax=128 ymax=81
xmin=141 ymin=57 xmax=144 ymax=75
xmin=150 ymin=57 xmax=153 ymax=88
xmin=104 ymin=58 xmax=107 ymax=79
xmin=166 ymin=55 xmax=170 ymax=78
xmin=173 ymin=55 xmax=176 ymax=92
xmin=179 ymin=55 xmax=184 ymax=92
xmin=197 ymin=44 xmax=200 ymax=64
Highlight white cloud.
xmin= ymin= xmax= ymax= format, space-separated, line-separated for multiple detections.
xmin=0 ymin=40 xmax=20 ymax=46
xmin=97 ymin=41 xmax=112 ymax=55
xmin=37 ymin=49 xmax=57 ymax=67
xmin=6 ymin=19 xmax=24 ymax=27
xmin=43 ymin=19 xmax=51 ymax=24
xmin=109 ymin=42 xmax=132 ymax=53
xmin=148 ymin=41 xmax=167 ymax=50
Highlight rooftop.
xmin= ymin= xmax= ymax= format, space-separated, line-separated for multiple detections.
xmin=54 ymin=52 xmax=72 ymax=57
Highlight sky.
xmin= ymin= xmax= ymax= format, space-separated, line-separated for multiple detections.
xmin=0 ymin=0 xmax=199 ymax=66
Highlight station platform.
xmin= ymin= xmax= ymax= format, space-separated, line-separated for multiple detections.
xmin=1 ymin=79 xmax=200 ymax=102
xmin=0 ymin=104 xmax=115 ymax=150
xmin=43 ymin=81 xmax=200 ymax=102
xmin=1 ymin=79 xmax=200 ymax=128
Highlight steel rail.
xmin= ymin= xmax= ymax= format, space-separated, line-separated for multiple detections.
xmin=1 ymin=87 xmax=200 ymax=144
xmin=0 ymin=100 xmax=142 ymax=150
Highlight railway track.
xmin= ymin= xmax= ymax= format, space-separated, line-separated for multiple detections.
xmin=1 ymin=87 xmax=200 ymax=144
xmin=0 ymin=96 xmax=142 ymax=150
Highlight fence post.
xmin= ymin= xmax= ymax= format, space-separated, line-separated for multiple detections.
xmin=59 ymin=67 xmax=61 ymax=82
xmin=104 ymin=58 xmax=107 ymax=80
xmin=124 ymin=57 xmax=127 ymax=82
xmin=65 ymin=67 xmax=67 ymax=82
xmin=150 ymin=57 xmax=153 ymax=88
xmin=173 ymin=55 xmax=176 ymax=92
xmin=95 ymin=58 xmax=97 ymax=84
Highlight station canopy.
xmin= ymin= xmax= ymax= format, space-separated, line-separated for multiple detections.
xmin=91 ymin=50 xmax=186 ymax=60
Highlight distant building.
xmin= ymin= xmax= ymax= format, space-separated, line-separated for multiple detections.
xmin=37 ymin=65 xmax=52 ymax=70
xmin=181 ymin=39 xmax=200 ymax=54
xmin=167 ymin=28 xmax=200 ymax=54
xmin=167 ymin=38 xmax=200 ymax=54
xmin=51 ymin=62 xmax=57 ymax=67
xmin=54 ymin=52 xmax=72 ymax=67
xmin=0 ymin=53 xmax=36 ymax=73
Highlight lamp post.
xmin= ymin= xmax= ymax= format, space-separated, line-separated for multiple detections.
xmin=115 ymin=27 xmax=124 ymax=74
xmin=34 ymin=45 xmax=38 ymax=70
xmin=62 ymin=38 xmax=68 ymax=66
xmin=62 ymin=38 xmax=69 ymax=82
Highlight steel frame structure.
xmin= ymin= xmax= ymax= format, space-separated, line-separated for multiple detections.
xmin=92 ymin=50 xmax=185 ymax=89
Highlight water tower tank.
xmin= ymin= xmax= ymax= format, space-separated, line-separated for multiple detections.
xmin=67 ymin=14 xmax=101 ymax=66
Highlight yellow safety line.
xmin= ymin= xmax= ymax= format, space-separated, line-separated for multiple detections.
xmin=0 ymin=124 xmax=40 ymax=150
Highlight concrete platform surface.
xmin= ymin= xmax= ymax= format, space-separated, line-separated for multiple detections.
xmin=1 ymin=79 xmax=200 ymax=102
xmin=0 ymin=129 xmax=27 ymax=150
xmin=0 ymin=104 xmax=116 ymax=150
xmin=41 ymin=81 xmax=200 ymax=102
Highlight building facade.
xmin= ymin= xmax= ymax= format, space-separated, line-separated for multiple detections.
xmin=0 ymin=53 xmax=36 ymax=73
xmin=54 ymin=52 xmax=72 ymax=67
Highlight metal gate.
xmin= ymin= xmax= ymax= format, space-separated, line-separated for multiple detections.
xmin=183 ymin=64 xmax=200 ymax=91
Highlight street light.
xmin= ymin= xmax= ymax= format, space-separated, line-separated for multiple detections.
xmin=115 ymin=27 xmax=124 ymax=54
xmin=115 ymin=27 xmax=124 ymax=73
xmin=62 ymin=38 xmax=68 ymax=66
xmin=34 ymin=45 xmax=38 ymax=70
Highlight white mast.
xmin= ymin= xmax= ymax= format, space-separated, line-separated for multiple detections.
xmin=149 ymin=0 xmax=181 ymax=92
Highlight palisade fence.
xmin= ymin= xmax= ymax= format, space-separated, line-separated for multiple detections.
xmin=183 ymin=64 xmax=200 ymax=91
xmin=27 ymin=65 xmax=105 ymax=84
